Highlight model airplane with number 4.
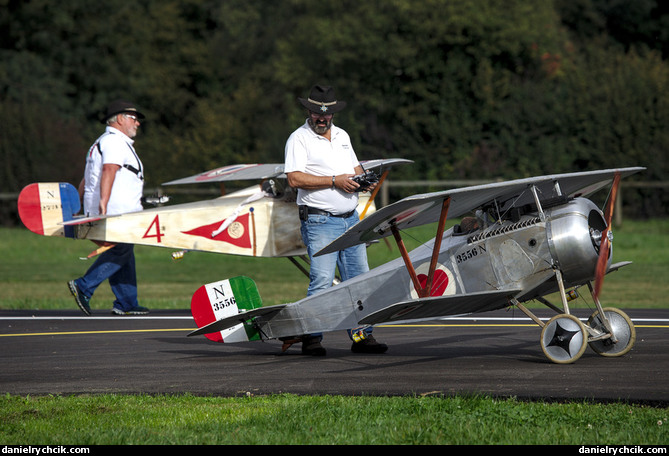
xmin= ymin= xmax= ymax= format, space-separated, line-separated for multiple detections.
xmin=188 ymin=167 xmax=644 ymax=364
xmin=17 ymin=159 xmax=411 ymax=268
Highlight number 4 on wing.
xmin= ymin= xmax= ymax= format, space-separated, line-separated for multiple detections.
xmin=143 ymin=215 xmax=164 ymax=243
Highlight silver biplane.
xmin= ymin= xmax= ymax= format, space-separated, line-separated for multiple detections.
xmin=188 ymin=167 xmax=644 ymax=364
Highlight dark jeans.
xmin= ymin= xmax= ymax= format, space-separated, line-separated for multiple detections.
xmin=75 ymin=243 xmax=138 ymax=311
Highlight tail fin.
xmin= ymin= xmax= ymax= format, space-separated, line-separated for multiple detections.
xmin=17 ymin=183 xmax=80 ymax=238
xmin=190 ymin=276 xmax=263 ymax=343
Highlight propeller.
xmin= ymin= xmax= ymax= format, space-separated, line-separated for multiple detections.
xmin=593 ymin=172 xmax=621 ymax=302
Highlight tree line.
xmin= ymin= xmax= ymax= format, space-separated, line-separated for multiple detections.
xmin=1 ymin=0 xmax=667 ymax=224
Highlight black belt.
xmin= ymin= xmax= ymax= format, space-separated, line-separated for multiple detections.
xmin=303 ymin=206 xmax=355 ymax=218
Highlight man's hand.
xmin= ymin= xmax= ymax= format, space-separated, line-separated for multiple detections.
xmin=335 ymin=174 xmax=359 ymax=193
xmin=287 ymin=170 xmax=375 ymax=193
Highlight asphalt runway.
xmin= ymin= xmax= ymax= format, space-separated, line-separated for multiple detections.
xmin=1 ymin=308 xmax=668 ymax=405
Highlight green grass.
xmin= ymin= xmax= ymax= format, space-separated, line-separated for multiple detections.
xmin=1 ymin=221 xmax=668 ymax=445
xmin=1 ymin=393 xmax=667 ymax=445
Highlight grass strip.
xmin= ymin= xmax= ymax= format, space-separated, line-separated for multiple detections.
xmin=1 ymin=393 xmax=667 ymax=445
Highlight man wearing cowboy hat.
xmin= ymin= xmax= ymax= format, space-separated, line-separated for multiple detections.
xmin=68 ymin=99 xmax=150 ymax=316
xmin=284 ymin=85 xmax=388 ymax=356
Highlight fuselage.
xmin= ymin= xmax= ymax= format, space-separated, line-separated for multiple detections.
xmin=258 ymin=197 xmax=610 ymax=339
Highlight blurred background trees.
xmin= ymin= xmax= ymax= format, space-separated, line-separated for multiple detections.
xmin=1 ymin=0 xmax=667 ymax=223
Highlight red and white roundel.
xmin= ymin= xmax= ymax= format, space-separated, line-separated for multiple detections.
xmin=410 ymin=262 xmax=456 ymax=299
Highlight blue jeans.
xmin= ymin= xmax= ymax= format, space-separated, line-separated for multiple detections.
xmin=300 ymin=211 xmax=373 ymax=340
xmin=75 ymin=243 xmax=138 ymax=311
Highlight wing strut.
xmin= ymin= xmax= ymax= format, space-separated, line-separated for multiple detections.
xmin=391 ymin=197 xmax=451 ymax=298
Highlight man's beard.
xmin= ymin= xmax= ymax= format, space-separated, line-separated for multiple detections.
xmin=308 ymin=117 xmax=332 ymax=135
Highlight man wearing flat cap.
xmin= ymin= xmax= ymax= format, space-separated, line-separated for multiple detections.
xmin=68 ymin=99 xmax=149 ymax=316
xmin=284 ymin=85 xmax=388 ymax=356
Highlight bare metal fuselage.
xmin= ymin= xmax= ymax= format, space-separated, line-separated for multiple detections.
xmin=256 ymin=197 xmax=609 ymax=339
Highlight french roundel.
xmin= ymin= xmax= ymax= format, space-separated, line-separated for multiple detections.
xmin=410 ymin=263 xmax=456 ymax=299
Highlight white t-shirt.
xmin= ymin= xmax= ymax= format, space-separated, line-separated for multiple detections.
xmin=82 ymin=126 xmax=144 ymax=216
xmin=284 ymin=120 xmax=360 ymax=214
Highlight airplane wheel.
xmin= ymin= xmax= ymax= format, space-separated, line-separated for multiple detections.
xmin=586 ymin=308 xmax=636 ymax=357
xmin=540 ymin=314 xmax=588 ymax=364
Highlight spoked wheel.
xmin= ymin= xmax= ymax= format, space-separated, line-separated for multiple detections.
xmin=586 ymin=307 xmax=636 ymax=357
xmin=540 ymin=314 xmax=588 ymax=364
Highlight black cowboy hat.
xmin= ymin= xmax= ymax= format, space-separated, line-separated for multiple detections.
xmin=298 ymin=85 xmax=346 ymax=114
xmin=100 ymin=99 xmax=146 ymax=124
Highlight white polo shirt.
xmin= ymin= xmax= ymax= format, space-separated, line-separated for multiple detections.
xmin=284 ymin=120 xmax=360 ymax=215
xmin=83 ymin=126 xmax=144 ymax=216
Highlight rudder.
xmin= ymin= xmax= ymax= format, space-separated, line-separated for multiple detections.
xmin=190 ymin=276 xmax=263 ymax=343
xmin=17 ymin=183 xmax=80 ymax=238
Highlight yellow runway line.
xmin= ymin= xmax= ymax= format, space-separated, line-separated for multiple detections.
xmin=1 ymin=322 xmax=665 ymax=338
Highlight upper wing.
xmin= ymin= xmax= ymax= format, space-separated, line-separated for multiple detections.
xmin=317 ymin=167 xmax=645 ymax=255
xmin=359 ymin=158 xmax=413 ymax=171
xmin=162 ymin=158 xmax=413 ymax=186
xmin=162 ymin=164 xmax=286 ymax=186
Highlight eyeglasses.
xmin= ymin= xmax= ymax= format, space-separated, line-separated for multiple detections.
xmin=123 ymin=113 xmax=140 ymax=122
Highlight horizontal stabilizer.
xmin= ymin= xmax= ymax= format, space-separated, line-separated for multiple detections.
xmin=187 ymin=304 xmax=286 ymax=337
xmin=317 ymin=167 xmax=645 ymax=256
xmin=359 ymin=289 xmax=522 ymax=325
xmin=61 ymin=215 xmax=106 ymax=225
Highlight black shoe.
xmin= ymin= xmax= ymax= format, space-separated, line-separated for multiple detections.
xmin=68 ymin=280 xmax=91 ymax=316
xmin=301 ymin=336 xmax=327 ymax=356
xmin=351 ymin=335 xmax=388 ymax=354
